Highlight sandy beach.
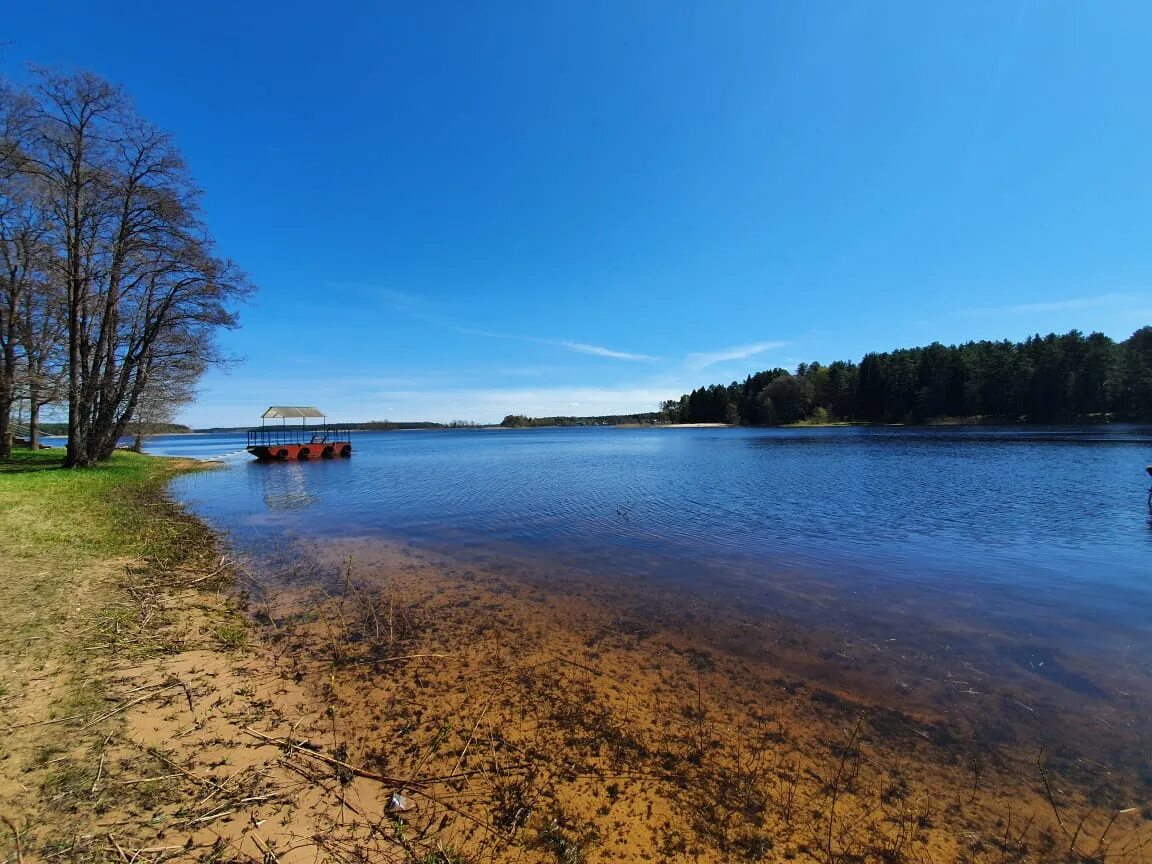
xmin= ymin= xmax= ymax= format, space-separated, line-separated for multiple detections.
xmin=3 ymin=452 xmax=1149 ymax=863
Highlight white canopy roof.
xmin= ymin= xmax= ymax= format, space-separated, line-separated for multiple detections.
xmin=262 ymin=406 xmax=326 ymax=420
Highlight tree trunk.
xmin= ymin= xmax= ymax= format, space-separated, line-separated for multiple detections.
xmin=63 ymin=273 xmax=87 ymax=467
xmin=0 ymin=389 xmax=12 ymax=460
xmin=0 ymin=322 xmax=15 ymax=460
xmin=0 ymin=406 xmax=10 ymax=459
xmin=28 ymin=393 xmax=40 ymax=450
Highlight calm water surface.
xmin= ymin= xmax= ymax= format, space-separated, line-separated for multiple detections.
xmin=155 ymin=426 xmax=1152 ymax=676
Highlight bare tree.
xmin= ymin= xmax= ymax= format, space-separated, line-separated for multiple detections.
xmin=16 ymin=257 xmax=67 ymax=449
xmin=128 ymin=334 xmax=204 ymax=451
xmin=7 ymin=69 xmax=251 ymax=466
xmin=0 ymin=86 xmax=43 ymax=456
xmin=0 ymin=79 xmax=32 ymax=179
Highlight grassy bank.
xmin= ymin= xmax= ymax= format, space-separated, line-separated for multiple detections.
xmin=0 ymin=450 xmax=249 ymax=860
xmin=0 ymin=450 xmax=229 ymax=667
xmin=0 ymin=451 xmax=460 ymax=864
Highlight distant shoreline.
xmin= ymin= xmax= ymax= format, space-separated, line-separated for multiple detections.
xmin=84 ymin=416 xmax=1146 ymax=438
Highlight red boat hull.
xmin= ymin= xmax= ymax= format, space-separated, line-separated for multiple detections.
xmin=247 ymin=441 xmax=352 ymax=461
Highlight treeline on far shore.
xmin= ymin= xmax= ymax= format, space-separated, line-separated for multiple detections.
xmin=194 ymin=420 xmax=476 ymax=433
xmin=666 ymin=328 xmax=1152 ymax=426
xmin=32 ymin=422 xmax=193 ymax=437
xmin=499 ymin=413 xmax=663 ymax=428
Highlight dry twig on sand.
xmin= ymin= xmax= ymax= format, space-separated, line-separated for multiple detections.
xmin=1 ymin=814 xmax=24 ymax=864
xmin=242 ymin=726 xmax=419 ymax=787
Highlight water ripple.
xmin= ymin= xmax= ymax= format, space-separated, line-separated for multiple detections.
xmin=156 ymin=425 xmax=1152 ymax=645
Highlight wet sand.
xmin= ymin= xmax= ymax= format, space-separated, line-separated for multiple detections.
xmin=241 ymin=537 xmax=1152 ymax=863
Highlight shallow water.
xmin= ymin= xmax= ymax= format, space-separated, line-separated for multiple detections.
xmin=145 ymin=424 xmax=1152 ymax=856
xmin=157 ymin=426 xmax=1152 ymax=706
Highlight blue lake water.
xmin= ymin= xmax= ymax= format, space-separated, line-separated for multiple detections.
xmin=153 ymin=425 xmax=1152 ymax=718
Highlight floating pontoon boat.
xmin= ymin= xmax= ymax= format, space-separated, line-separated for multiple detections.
xmin=246 ymin=406 xmax=351 ymax=461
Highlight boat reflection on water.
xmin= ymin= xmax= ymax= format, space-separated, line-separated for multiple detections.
xmin=252 ymin=461 xmax=315 ymax=512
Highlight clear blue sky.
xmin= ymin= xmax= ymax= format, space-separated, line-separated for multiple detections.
xmin=5 ymin=2 xmax=1152 ymax=426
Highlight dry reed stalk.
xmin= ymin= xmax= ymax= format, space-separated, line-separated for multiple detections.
xmin=826 ymin=715 xmax=864 ymax=864
xmin=113 ymin=773 xmax=183 ymax=785
xmin=78 ymin=681 xmax=186 ymax=730
xmin=242 ymin=726 xmax=419 ymax=787
xmin=195 ymin=764 xmax=255 ymax=808
xmin=346 ymin=652 xmax=449 ymax=667
xmin=1 ymin=815 xmax=24 ymax=864
xmin=107 ymin=834 xmax=130 ymax=863
xmin=450 ymin=693 xmax=496 ymax=779
xmin=145 ymin=746 xmax=230 ymax=795
xmin=251 ymin=831 xmax=282 ymax=863
xmin=90 ymin=735 xmax=112 ymax=794
xmin=1094 ymin=808 xmax=1141 ymax=862
xmin=1035 ymin=745 xmax=1091 ymax=861
xmin=8 ymin=712 xmax=87 ymax=730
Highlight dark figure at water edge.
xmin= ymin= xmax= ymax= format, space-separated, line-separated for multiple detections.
xmin=1147 ymin=465 xmax=1152 ymax=510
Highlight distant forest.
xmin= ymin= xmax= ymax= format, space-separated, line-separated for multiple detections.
xmin=500 ymin=412 xmax=661 ymax=428
xmin=665 ymin=327 xmax=1152 ymax=426
xmin=36 ymin=422 xmax=192 ymax=436
xmin=195 ymin=421 xmax=468 ymax=433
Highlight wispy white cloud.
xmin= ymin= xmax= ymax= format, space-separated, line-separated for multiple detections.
xmin=291 ymin=385 xmax=675 ymax=425
xmin=450 ymin=326 xmax=659 ymax=362
xmin=497 ymin=365 xmax=566 ymax=377
xmin=324 ymin=281 xmax=428 ymax=313
xmin=961 ymin=292 xmax=1144 ymax=317
xmin=332 ymin=284 xmax=659 ymax=362
xmin=550 ymin=340 xmax=658 ymax=361
xmin=685 ymin=340 xmax=789 ymax=371
xmin=449 ymin=324 xmax=515 ymax=340
xmin=188 ymin=370 xmax=672 ymax=427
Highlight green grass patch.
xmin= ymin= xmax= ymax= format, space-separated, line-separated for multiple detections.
xmin=0 ymin=449 xmax=66 ymax=474
xmin=53 ymin=681 xmax=109 ymax=726
xmin=0 ymin=450 xmax=213 ymax=664
xmin=41 ymin=760 xmax=98 ymax=807
xmin=213 ymin=622 xmax=249 ymax=650
xmin=0 ymin=447 xmax=243 ymax=860
xmin=31 ymin=742 xmax=67 ymax=768
xmin=0 ymin=449 xmax=205 ymax=561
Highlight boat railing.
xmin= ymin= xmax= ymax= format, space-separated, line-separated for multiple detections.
xmin=247 ymin=425 xmax=347 ymax=449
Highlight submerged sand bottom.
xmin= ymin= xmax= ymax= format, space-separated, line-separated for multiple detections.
xmin=227 ymin=537 xmax=1152 ymax=863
